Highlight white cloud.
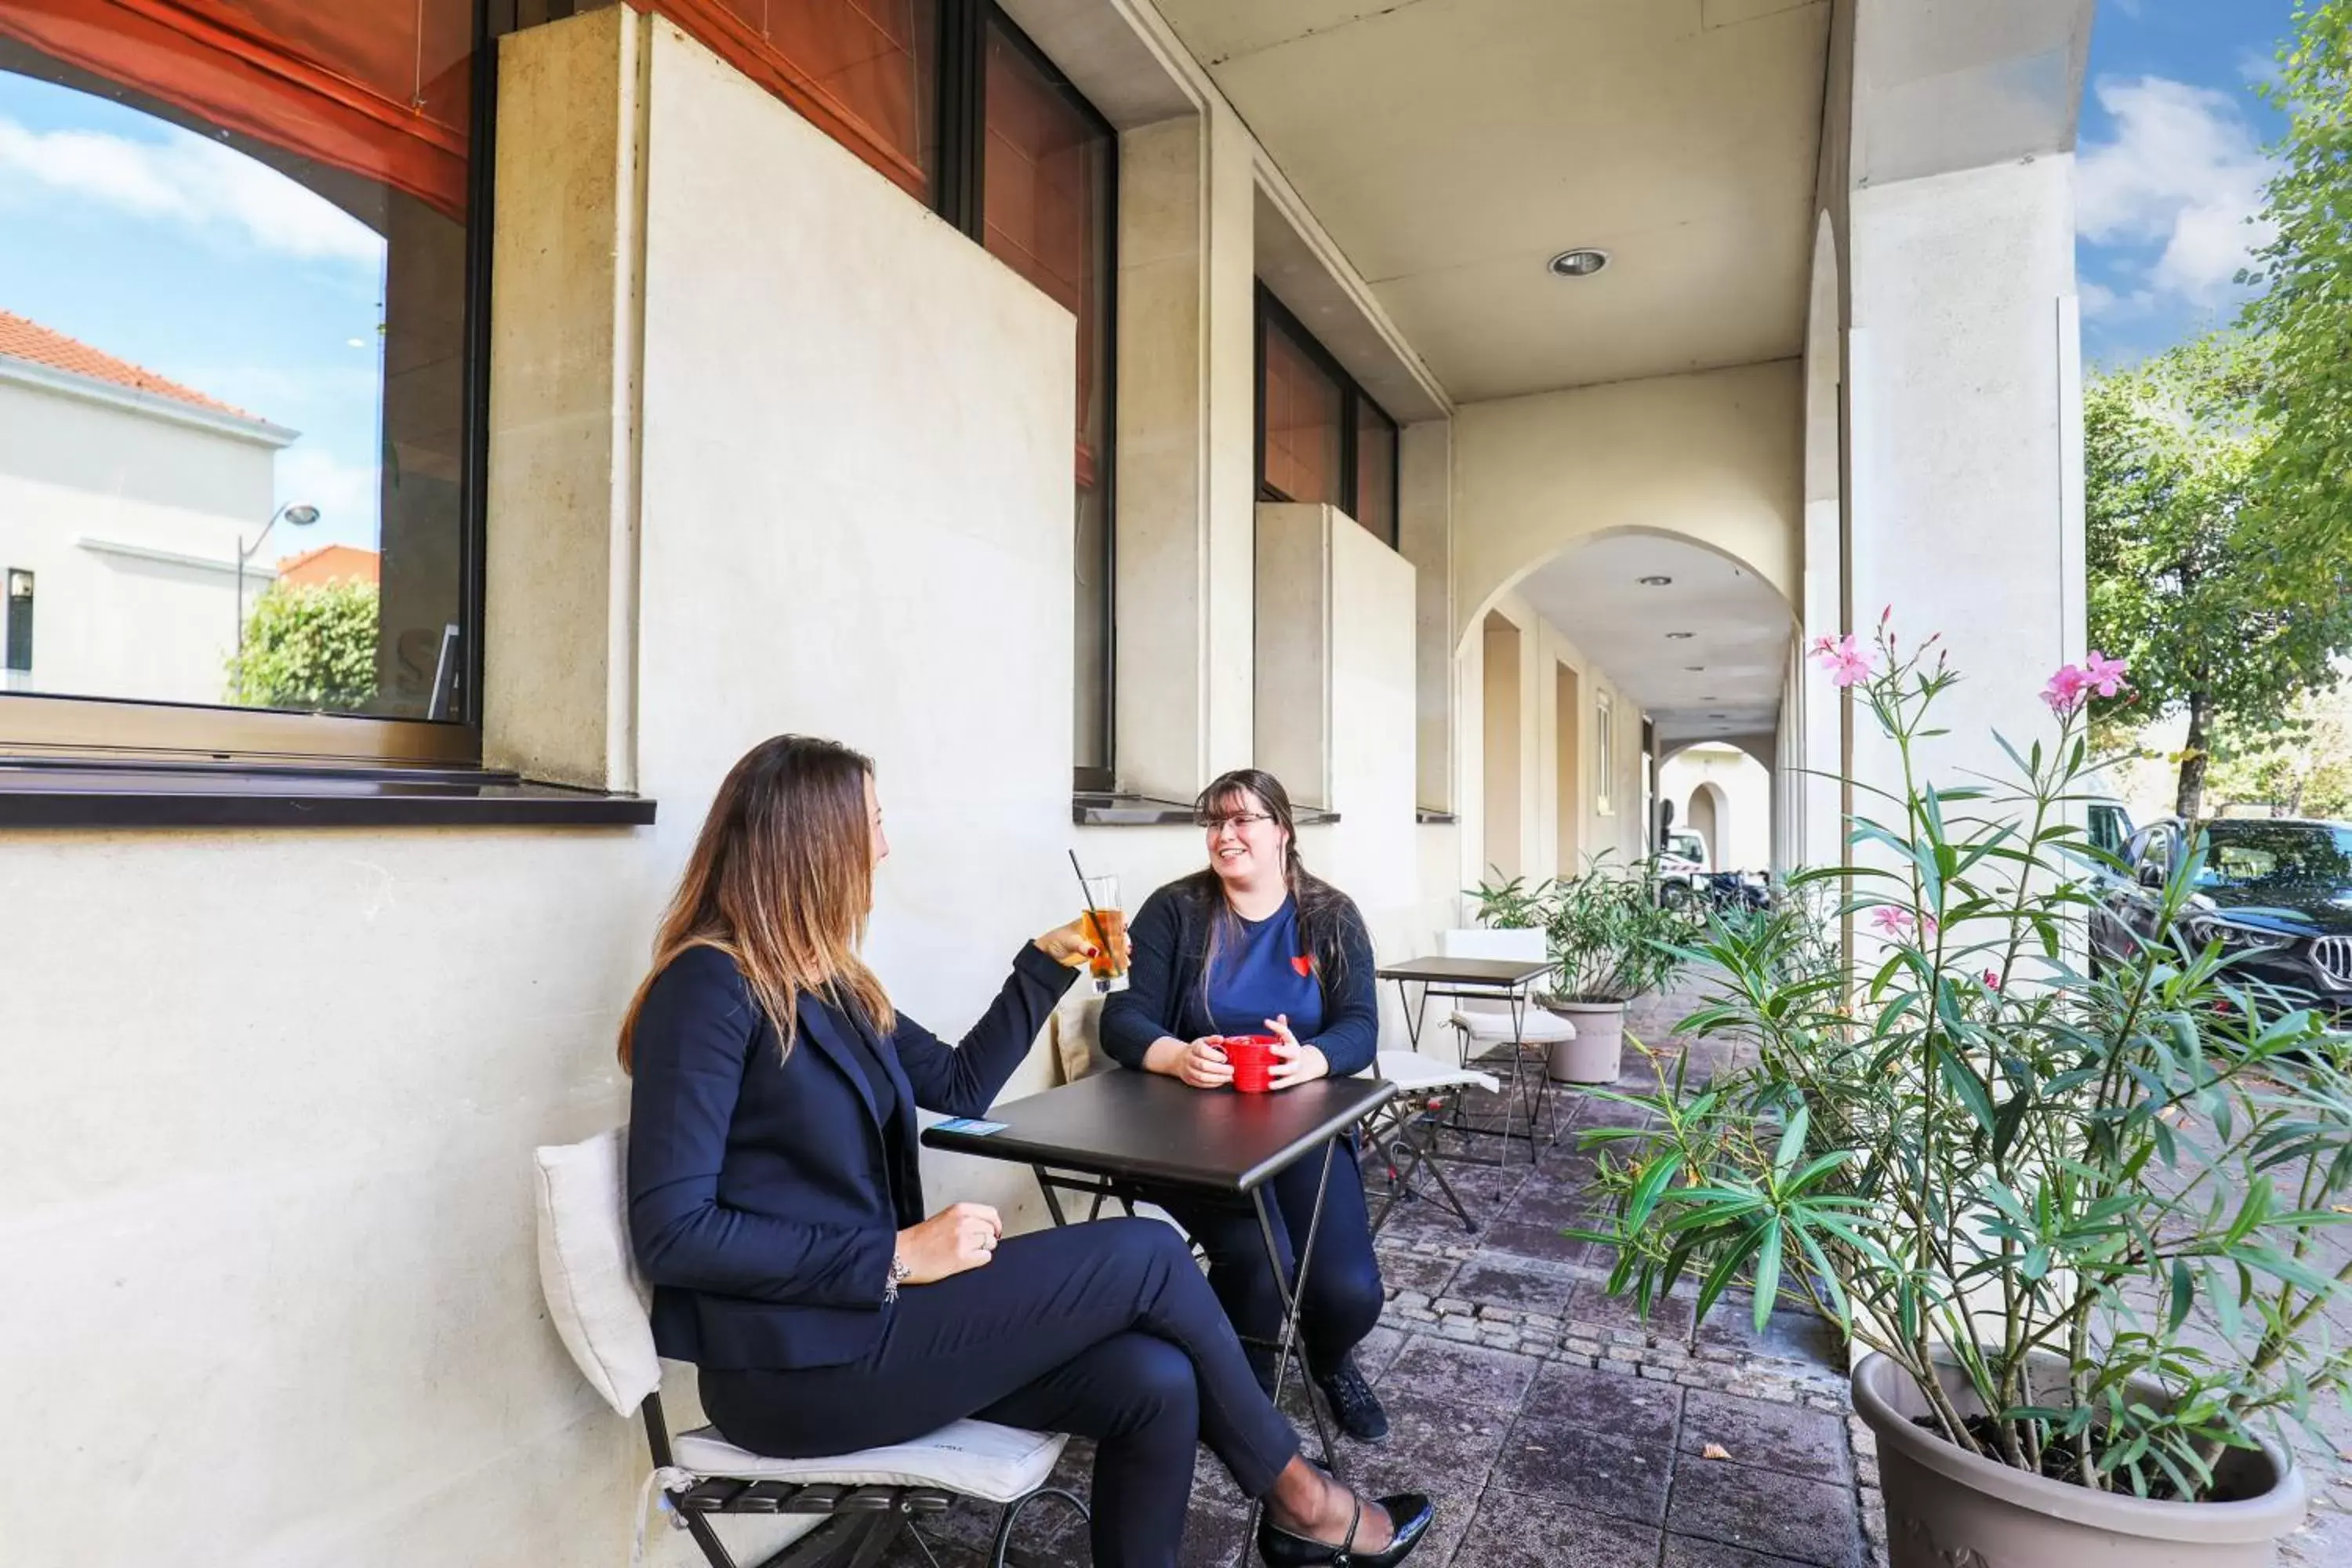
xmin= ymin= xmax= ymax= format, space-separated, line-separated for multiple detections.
xmin=0 ymin=114 xmax=383 ymax=268
xmin=2110 ymin=0 xmax=2145 ymax=15
xmin=2079 ymin=278 xmax=2156 ymax=321
xmin=2077 ymin=76 xmax=2277 ymax=307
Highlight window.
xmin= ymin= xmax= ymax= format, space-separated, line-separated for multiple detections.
xmin=5 ymin=568 xmax=31 ymax=682
xmin=1255 ymin=286 xmax=1400 ymax=546
xmin=0 ymin=0 xmax=497 ymax=764
xmin=970 ymin=13 xmax=1115 ymax=786
xmin=706 ymin=1 xmax=1120 ymax=787
xmin=1595 ymin=691 xmax=1615 ymax=816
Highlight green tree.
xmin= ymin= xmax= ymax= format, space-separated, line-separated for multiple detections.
xmin=225 ymin=579 xmax=380 ymax=710
xmin=2241 ymin=0 xmax=2352 ymax=554
xmin=2205 ymin=677 xmax=2352 ymax=819
xmin=2085 ymin=332 xmax=2352 ymax=819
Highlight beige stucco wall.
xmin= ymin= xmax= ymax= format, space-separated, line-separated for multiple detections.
xmin=0 ymin=372 xmax=285 ymax=705
xmin=0 ymin=13 xmax=1078 ymax=1566
xmin=1450 ymin=359 xmax=1805 ymax=644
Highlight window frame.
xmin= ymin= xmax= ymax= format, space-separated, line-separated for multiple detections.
xmin=0 ymin=0 xmax=505 ymax=769
xmin=1253 ymin=283 xmax=1401 ymax=549
xmin=938 ymin=2 xmax=1120 ymax=793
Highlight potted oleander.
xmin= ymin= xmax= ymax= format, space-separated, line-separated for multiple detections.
xmin=1537 ymin=857 xmax=1686 ymax=1083
xmin=1575 ymin=622 xmax=2341 ymax=1566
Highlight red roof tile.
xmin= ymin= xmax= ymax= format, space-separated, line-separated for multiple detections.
xmin=0 ymin=309 xmax=257 ymax=420
xmin=275 ymin=543 xmax=379 ymax=588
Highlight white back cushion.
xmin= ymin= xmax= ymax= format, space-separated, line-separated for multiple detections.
xmin=533 ymin=1128 xmax=662 ymax=1417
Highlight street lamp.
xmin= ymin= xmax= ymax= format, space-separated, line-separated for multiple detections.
xmin=235 ymin=502 xmax=319 ymax=661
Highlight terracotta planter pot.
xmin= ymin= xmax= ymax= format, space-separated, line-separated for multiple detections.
xmin=1540 ymin=997 xmax=1624 ymax=1083
xmin=1853 ymin=1352 xmax=2307 ymax=1567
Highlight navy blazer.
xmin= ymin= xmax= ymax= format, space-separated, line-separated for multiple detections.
xmin=626 ymin=941 xmax=1078 ymax=1370
xmin=1098 ymin=878 xmax=1381 ymax=1079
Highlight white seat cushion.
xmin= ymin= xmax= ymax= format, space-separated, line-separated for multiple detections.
xmin=1374 ymin=1050 xmax=1500 ymax=1094
xmin=673 ymin=1420 xmax=1068 ymax=1504
xmin=1450 ymin=1008 xmax=1575 ymax=1044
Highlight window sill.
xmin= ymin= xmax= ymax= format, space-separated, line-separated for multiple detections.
xmin=1073 ymin=791 xmax=1340 ymax=828
xmin=0 ymin=761 xmax=656 ymax=830
xmin=1416 ymin=808 xmax=1458 ymax=825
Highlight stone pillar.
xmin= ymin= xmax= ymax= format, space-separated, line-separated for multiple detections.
xmin=1111 ymin=100 xmax=1257 ymax=800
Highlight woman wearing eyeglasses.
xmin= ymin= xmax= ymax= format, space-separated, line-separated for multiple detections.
xmin=1099 ymin=768 xmax=1390 ymax=1443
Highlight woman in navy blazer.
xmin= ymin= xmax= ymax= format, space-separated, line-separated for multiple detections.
xmin=1099 ymin=769 xmax=1392 ymax=1444
xmin=623 ymin=736 xmax=1432 ymax=1568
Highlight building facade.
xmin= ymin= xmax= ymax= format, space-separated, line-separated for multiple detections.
xmin=0 ymin=1 xmax=2092 ymax=1561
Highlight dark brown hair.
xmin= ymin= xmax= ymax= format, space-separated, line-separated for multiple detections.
xmin=618 ymin=735 xmax=895 ymax=1072
xmin=1185 ymin=768 xmax=1354 ymax=1004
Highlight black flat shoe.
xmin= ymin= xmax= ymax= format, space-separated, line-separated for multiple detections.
xmin=1257 ymin=1494 xmax=1435 ymax=1566
xmin=1316 ymin=1356 xmax=1391 ymax=1443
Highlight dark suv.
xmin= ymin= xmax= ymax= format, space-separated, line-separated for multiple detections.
xmin=2092 ymin=816 xmax=2352 ymax=1012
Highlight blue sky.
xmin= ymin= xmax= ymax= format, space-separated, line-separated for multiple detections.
xmin=0 ymin=71 xmax=390 ymax=554
xmin=2077 ymin=0 xmax=2303 ymax=368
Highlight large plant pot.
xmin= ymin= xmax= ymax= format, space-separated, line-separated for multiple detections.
xmin=1541 ymin=997 xmax=1624 ymax=1083
xmin=1853 ymin=1352 xmax=2307 ymax=1567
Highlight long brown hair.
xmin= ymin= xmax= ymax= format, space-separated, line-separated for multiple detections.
xmin=1186 ymin=768 xmax=1354 ymax=1006
xmin=617 ymin=735 xmax=895 ymax=1073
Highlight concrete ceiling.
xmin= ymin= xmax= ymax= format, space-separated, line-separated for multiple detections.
xmin=1515 ymin=532 xmax=1789 ymax=746
xmin=1156 ymin=0 xmax=1831 ymax=403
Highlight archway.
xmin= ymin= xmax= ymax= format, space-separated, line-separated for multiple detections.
xmin=1688 ymin=781 xmax=1724 ymax=867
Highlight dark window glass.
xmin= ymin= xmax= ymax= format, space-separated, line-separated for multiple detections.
xmin=978 ymin=12 xmax=1115 ymax=779
xmin=1355 ymin=399 xmax=1397 ymax=544
xmin=0 ymin=5 xmax=479 ymax=722
xmin=1262 ymin=319 xmax=1343 ymax=505
xmin=5 ymin=567 xmax=31 ymax=675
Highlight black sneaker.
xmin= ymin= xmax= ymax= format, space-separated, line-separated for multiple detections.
xmin=1316 ymin=1354 xmax=1391 ymax=1443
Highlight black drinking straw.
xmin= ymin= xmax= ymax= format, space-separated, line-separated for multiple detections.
xmin=1069 ymin=849 xmax=1109 ymax=963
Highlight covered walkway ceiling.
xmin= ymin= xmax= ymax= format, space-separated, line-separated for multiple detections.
xmin=1515 ymin=533 xmax=1789 ymax=748
xmin=1156 ymin=0 xmax=1831 ymax=402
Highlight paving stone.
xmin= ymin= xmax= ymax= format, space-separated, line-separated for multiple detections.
xmin=1680 ymin=1390 xmax=1853 ymax=1486
xmin=1383 ymin=1335 xmax=1543 ymax=1410
xmin=1661 ymin=1534 xmax=1824 ymax=1567
xmin=1671 ymin=1459 xmax=1864 ymax=1567
xmin=1568 ymin=1276 xmax=1699 ymax=1339
xmin=1434 ymin=1295 xmax=1475 ymax=1316
xmin=1487 ymin=1360 xmax=1683 ymax=1527
xmin=1439 ymin=1317 xmax=1481 ymax=1341
xmin=1451 ymin=1494 xmax=1664 ymax=1566
xmin=1352 ymin=1323 xmax=1408 ymax=1384
xmin=1600 ymin=1358 xmax=1639 ymax=1377
xmin=1479 ymin=1218 xmax=1592 ymax=1267
xmin=1450 ymin=1250 xmax=1580 ymax=1317
xmin=1377 ymin=1250 xmax=1461 ymax=1299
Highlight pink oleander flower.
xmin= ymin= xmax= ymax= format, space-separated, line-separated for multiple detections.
xmin=1813 ymin=633 xmax=1875 ymax=688
xmin=2083 ymin=649 xmax=2129 ymax=698
xmin=1982 ymin=969 xmax=2002 ymax=990
xmin=2042 ymin=664 xmax=2092 ymax=717
xmin=1869 ymin=906 xmax=1913 ymax=939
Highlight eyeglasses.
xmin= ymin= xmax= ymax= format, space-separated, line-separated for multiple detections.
xmin=1198 ymin=811 xmax=1275 ymax=833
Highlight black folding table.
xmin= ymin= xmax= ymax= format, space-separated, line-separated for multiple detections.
xmin=923 ymin=1070 xmax=1396 ymax=1490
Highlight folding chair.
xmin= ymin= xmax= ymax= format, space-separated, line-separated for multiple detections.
xmin=1361 ymin=1051 xmax=1499 ymax=1234
xmin=1435 ymin=930 xmax=1572 ymax=1166
xmin=532 ymin=1129 xmax=1087 ymax=1568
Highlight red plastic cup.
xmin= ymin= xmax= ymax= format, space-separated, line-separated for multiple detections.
xmin=1222 ymin=1034 xmax=1279 ymax=1094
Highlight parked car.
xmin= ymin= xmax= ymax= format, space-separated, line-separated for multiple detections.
xmin=1657 ymin=830 xmax=1708 ymax=909
xmin=2092 ymin=815 xmax=2352 ymax=1014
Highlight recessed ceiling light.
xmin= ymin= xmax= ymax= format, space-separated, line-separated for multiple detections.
xmin=1666 ymin=631 xmax=1694 ymax=640
xmin=1684 ymin=665 xmax=1705 ymax=673
xmin=1708 ymin=713 xmax=1727 ymax=720
xmin=1548 ymin=248 xmax=1610 ymax=278
xmin=1637 ymin=575 xmax=1672 ymax=587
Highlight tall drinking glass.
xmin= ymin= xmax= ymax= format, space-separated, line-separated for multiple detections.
xmin=1081 ymin=875 xmax=1127 ymax=994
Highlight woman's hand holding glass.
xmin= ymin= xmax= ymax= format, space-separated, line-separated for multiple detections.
xmin=1034 ymin=916 xmax=1129 ymax=971
xmin=1263 ymin=1014 xmax=1329 ymax=1091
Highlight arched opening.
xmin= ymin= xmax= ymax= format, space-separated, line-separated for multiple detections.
xmin=1688 ymin=781 xmax=1723 ymax=867
xmin=1663 ymin=746 xmax=1774 ymax=875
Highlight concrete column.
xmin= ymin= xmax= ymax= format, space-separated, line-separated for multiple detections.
xmin=1846 ymin=154 xmax=2082 ymax=800
xmin=1112 ymin=100 xmax=1256 ymax=800
xmin=1399 ymin=417 xmax=1454 ymax=813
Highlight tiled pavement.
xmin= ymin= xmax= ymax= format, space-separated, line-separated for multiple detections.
xmin=877 ymin=982 xmax=2352 ymax=1566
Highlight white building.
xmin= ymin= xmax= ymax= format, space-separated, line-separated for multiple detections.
xmin=0 ymin=310 xmax=296 ymax=703
xmin=0 ymin=2 xmax=2095 ymax=1562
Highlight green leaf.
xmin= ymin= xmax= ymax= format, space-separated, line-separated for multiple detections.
xmin=1753 ymin=1222 xmax=1784 ymax=1334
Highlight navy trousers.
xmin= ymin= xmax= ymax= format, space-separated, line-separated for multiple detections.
xmin=1156 ymin=1137 xmax=1385 ymax=1382
xmin=699 ymin=1218 xmax=1301 ymax=1568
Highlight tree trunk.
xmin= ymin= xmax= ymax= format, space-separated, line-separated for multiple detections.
xmin=2177 ymin=690 xmax=2211 ymax=819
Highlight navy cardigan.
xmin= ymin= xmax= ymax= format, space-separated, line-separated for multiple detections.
xmin=1099 ymin=878 xmax=1381 ymax=1078
xmin=626 ymin=942 xmax=1077 ymax=1370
